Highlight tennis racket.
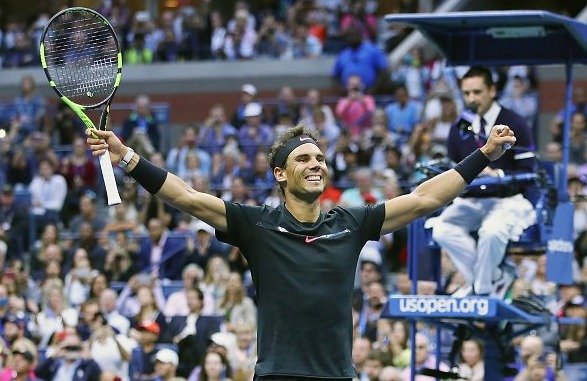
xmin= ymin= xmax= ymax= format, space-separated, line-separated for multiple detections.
xmin=40 ymin=7 xmax=122 ymax=205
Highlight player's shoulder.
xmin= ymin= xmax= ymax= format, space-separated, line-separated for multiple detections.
xmin=328 ymin=204 xmax=384 ymax=223
xmin=225 ymin=201 xmax=273 ymax=216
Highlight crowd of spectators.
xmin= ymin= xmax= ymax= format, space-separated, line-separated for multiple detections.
xmin=0 ymin=0 xmax=418 ymax=68
xmin=0 ymin=1 xmax=585 ymax=381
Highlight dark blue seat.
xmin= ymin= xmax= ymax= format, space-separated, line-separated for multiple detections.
xmin=13 ymin=189 xmax=32 ymax=208
xmin=506 ymin=161 xmax=559 ymax=255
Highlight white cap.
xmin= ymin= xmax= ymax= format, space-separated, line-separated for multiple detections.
xmin=359 ymin=242 xmax=382 ymax=265
xmin=135 ymin=11 xmax=151 ymax=22
xmin=244 ymin=102 xmax=262 ymax=117
xmin=193 ymin=220 xmax=215 ymax=236
xmin=155 ymin=348 xmax=179 ymax=366
xmin=241 ymin=84 xmax=257 ymax=96
xmin=210 ymin=332 xmax=237 ymax=351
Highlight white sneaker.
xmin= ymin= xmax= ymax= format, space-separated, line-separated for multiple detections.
xmin=452 ymin=285 xmax=473 ymax=298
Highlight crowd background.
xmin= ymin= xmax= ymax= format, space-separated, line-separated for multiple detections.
xmin=0 ymin=0 xmax=585 ymax=380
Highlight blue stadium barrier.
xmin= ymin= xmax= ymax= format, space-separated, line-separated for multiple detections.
xmin=110 ymin=280 xmax=184 ymax=300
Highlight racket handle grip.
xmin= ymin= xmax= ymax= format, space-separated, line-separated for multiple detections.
xmin=99 ymin=152 xmax=122 ymax=205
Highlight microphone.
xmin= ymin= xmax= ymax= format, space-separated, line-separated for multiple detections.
xmin=455 ymin=108 xmax=476 ymax=134
xmin=456 ymin=108 xmax=512 ymax=151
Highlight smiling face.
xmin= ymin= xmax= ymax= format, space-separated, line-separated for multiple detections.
xmin=275 ymin=143 xmax=328 ymax=202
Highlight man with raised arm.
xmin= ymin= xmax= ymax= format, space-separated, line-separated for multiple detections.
xmin=87 ymin=121 xmax=514 ymax=381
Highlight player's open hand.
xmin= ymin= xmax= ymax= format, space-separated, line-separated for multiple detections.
xmin=86 ymin=129 xmax=127 ymax=164
xmin=481 ymin=124 xmax=516 ymax=161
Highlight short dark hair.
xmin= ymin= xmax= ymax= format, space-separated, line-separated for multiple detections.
xmin=462 ymin=66 xmax=494 ymax=88
xmin=268 ymin=124 xmax=319 ymax=195
xmin=268 ymin=124 xmax=319 ymax=169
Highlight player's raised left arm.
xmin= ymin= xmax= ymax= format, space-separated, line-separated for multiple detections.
xmin=87 ymin=129 xmax=228 ymax=232
xmin=380 ymin=125 xmax=515 ymax=235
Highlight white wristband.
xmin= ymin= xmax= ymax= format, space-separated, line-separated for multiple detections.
xmin=118 ymin=147 xmax=135 ymax=170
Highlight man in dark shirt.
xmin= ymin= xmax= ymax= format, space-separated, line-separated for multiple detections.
xmin=0 ymin=184 xmax=28 ymax=258
xmin=432 ymin=66 xmax=536 ymax=298
xmin=87 ymin=117 xmax=515 ymax=380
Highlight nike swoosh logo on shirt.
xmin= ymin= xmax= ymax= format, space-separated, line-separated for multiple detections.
xmin=304 ymin=229 xmax=351 ymax=244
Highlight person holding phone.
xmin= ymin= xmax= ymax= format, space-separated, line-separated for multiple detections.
xmin=35 ymin=333 xmax=102 ymax=381
xmin=335 ymin=74 xmax=376 ymax=139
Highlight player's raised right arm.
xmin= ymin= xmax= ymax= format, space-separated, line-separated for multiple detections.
xmin=87 ymin=129 xmax=228 ymax=232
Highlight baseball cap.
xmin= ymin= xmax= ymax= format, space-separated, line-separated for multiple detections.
xmin=193 ymin=220 xmax=215 ymax=236
xmin=138 ymin=321 xmax=160 ymax=335
xmin=2 ymin=313 xmax=26 ymax=328
xmin=155 ymin=348 xmax=179 ymax=366
xmin=241 ymin=84 xmax=257 ymax=96
xmin=209 ymin=332 xmax=237 ymax=350
xmin=244 ymin=102 xmax=262 ymax=117
xmin=359 ymin=243 xmax=382 ymax=266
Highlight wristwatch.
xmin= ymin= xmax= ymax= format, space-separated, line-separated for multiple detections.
xmin=118 ymin=147 xmax=135 ymax=170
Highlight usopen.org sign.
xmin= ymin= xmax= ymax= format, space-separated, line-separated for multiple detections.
xmin=387 ymin=296 xmax=495 ymax=318
xmin=545 ymin=202 xmax=575 ymax=285
xmin=547 ymin=239 xmax=573 ymax=253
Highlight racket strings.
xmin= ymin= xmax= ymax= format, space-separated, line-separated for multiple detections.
xmin=43 ymin=12 xmax=119 ymax=106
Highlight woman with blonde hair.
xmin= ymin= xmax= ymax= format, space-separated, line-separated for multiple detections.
xmin=133 ymin=285 xmax=166 ymax=330
xmin=35 ymin=286 xmax=77 ymax=348
xmin=230 ymin=322 xmax=257 ymax=381
xmin=202 ymin=256 xmax=230 ymax=315
xmin=218 ymin=272 xmax=257 ymax=332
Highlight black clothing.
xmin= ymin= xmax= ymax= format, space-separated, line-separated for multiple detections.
xmin=255 ymin=376 xmax=352 ymax=381
xmin=217 ymin=202 xmax=385 ymax=378
xmin=163 ymin=315 xmax=222 ymax=378
xmin=0 ymin=202 xmax=28 ymax=257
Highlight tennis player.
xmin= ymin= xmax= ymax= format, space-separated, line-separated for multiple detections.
xmin=87 ymin=123 xmax=514 ymax=380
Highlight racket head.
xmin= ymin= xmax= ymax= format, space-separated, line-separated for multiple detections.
xmin=40 ymin=7 xmax=122 ymax=109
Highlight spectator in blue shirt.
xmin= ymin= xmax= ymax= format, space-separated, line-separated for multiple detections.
xmin=332 ymin=27 xmax=388 ymax=92
xmin=9 ymin=75 xmax=46 ymax=144
xmin=232 ymin=84 xmax=258 ymax=129
xmin=237 ymin=103 xmax=274 ymax=165
xmin=384 ymin=85 xmax=422 ymax=144
xmin=122 ymin=95 xmax=161 ymax=156
xmin=244 ymin=152 xmax=276 ymax=204
xmin=198 ymin=104 xmax=237 ymax=155
xmin=166 ymin=126 xmax=212 ymax=178
xmin=289 ymin=22 xmax=323 ymax=59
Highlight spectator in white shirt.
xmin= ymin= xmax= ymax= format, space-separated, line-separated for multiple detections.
xmin=90 ymin=325 xmax=131 ymax=381
xmin=28 ymin=158 xmax=67 ymax=232
xmin=99 ymin=288 xmax=131 ymax=335
xmin=223 ymin=9 xmax=257 ymax=60
xmin=165 ymin=263 xmax=211 ymax=317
